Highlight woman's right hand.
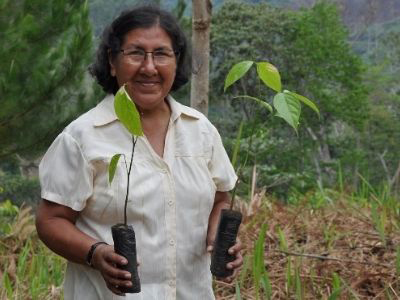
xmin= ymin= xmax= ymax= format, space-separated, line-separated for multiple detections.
xmin=91 ymin=244 xmax=133 ymax=296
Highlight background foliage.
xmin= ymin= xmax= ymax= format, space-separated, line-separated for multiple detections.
xmin=0 ymin=0 xmax=399 ymax=204
xmin=0 ymin=0 xmax=99 ymax=159
xmin=0 ymin=0 xmax=399 ymax=298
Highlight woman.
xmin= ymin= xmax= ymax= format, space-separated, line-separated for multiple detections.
xmin=36 ymin=5 xmax=242 ymax=300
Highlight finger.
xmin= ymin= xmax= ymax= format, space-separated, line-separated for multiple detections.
xmin=228 ymin=240 xmax=243 ymax=254
xmin=223 ymin=274 xmax=235 ymax=283
xmin=227 ymin=252 xmax=243 ymax=270
xmin=221 ymin=276 xmax=233 ymax=283
xmin=104 ymin=250 xmax=129 ymax=266
xmin=106 ymin=282 xmax=126 ymax=296
xmin=206 ymin=245 xmax=213 ymax=253
xmin=94 ymin=245 xmax=128 ymax=270
xmin=219 ymin=268 xmax=239 ymax=283
xmin=97 ymin=254 xmax=132 ymax=281
xmin=103 ymin=263 xmax=132 ymax=280
xmin=103 ymin=273 xmax=133 ymax=290
xmin=216 ymin=274 xmax=234 ymax=283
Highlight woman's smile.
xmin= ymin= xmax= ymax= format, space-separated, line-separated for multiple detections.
xmin=135 ymin=80 xmax=161 ymax=87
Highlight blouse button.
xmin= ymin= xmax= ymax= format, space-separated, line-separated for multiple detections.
xmin=168 ymin=200 xmax=173 ymax=206
xmin=169 ymin=239 xmax=174 ymax=246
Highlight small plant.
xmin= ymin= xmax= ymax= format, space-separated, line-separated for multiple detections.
xmin=294 ymin=259 xmax=303 ymax=300
xmin=211 ymin=60 xmax=319 ymax=279
xmin=253 ymin=223 xmax=269 ymax=300
xmin=108 ymin=84 xmax=143 ymax=293
xmin=0 ymin=198 xmax=19 ymax=235
xmin=371 ymin=201 xmax=387 ymax=247
xmin=328 ymin=272 xmax=343 ymax=300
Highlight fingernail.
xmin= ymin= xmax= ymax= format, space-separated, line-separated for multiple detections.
xmin=126 ymin=282 xmax=132 ymax=287
xmin=125 ymin=273 xmax=131 ymax=279
xmin=228 ymin=249 xmax=234 ymax=254
xmin=121 ymin=259 xmax=127 ymax=264
xmin=227 ymin=263 xmax=233 ymax=269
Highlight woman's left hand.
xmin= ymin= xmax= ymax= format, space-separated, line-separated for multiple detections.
xmin=206 ymin=191 xmax=244 ymax=282
xmin=206 ymin=239 xmax=244 ymax=283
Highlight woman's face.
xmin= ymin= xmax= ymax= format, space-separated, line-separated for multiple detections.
xmin=109 ymin=25 xmax=177 ymax=111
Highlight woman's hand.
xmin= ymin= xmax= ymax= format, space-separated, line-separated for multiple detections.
xmin=91 ymin=244 xmax=133 ymax=296
xmin=207 ymin=239 xmax=244 ymax=283
xmin=206 ymin=191 xmax=244 ymax=282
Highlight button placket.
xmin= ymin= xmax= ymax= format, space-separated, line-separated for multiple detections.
xmin=163 ymin=168 xmax=177 ymax=299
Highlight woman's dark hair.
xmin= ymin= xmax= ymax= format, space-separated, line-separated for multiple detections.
xmin=89 ymin=5 xmax=189 ymax=94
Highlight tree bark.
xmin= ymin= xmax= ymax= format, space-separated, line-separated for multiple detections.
xmin=190 ymin=0 xmax=212 ymax=116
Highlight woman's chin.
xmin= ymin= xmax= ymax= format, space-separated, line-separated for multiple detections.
xmin=134 ymin=95 xmax=167 ymax=112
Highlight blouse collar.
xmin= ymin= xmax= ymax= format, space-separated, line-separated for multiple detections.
xmin=93 ymin=94 xmax=200 ymax=128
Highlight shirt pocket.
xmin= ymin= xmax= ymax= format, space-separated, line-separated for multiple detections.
xmin=84 ymin=158 xmax=118 ymax=224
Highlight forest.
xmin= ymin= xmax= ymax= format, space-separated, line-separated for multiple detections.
xmin=1 ymin=0 xmax=399 ymax=299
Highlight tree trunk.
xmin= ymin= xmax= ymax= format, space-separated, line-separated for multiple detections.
xmin=190 ymin=0 xmax=212 ymax=116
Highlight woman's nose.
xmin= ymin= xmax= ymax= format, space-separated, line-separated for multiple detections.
xmin=139 ymin=53 xmax=158 ymax=76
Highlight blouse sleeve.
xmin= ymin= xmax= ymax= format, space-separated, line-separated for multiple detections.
xmin=209 ymin=127 xmax=238 ymax=192
xmin=39 ymin=132 xmax=93 ymax=211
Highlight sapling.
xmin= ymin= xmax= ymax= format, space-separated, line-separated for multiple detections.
xmin=108 ymin=84 xmax=143 ymax=293
xmin=210 ymin=60 xmax=319 ymax=278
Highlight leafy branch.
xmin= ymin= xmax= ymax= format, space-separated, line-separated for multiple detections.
xmin=225 ymin=60 xmax=320 ymax=209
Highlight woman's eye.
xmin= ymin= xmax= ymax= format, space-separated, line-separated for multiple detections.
xmin=127 ymin=50 xmax=144 ymax=56
xmin=154 ymin=51 xmax=169 ymax=57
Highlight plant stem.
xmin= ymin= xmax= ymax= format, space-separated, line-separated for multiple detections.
xmin=230 ymin=178 xmax=240 ymax=210
xmin=230 ymin=115 xmax=257 ymax=210
xmin=124 ymin=136 xmax=137 ymax=225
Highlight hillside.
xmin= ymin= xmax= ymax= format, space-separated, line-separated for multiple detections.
xmin=89 ymin=0 xmax=400 ymax=59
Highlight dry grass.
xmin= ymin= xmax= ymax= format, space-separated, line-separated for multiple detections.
xmin=214 ymin=190 xmax=400 ymax=299
xmin=0 ymin=206 xmax=65 ymax=300
xmin=1 ymin=189 xmax=399 ymax=299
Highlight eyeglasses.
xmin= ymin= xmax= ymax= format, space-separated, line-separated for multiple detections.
xmin=119 ymin=48 xmax=178 ymax=66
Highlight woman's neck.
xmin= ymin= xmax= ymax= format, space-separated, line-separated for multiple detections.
xmin=138 ymin=99 xmax=171 ymax=121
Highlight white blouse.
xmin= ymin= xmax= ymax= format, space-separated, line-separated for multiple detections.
xmin=39 ymin=94 xmax=237 ymax=300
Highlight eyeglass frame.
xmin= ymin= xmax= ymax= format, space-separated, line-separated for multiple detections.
xmin=118 ymin=47 xmax=179 ymax=66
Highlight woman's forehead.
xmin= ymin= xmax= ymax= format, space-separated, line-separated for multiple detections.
xmin=122 ymin=25 xmax=173 ymax=49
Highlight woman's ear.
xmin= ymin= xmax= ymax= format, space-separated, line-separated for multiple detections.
xmin=108 ymin=50 xmax=116 ymax=77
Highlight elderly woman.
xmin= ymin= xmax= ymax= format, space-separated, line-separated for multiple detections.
xmin=36 ymin=5 xmax=242 ymax=300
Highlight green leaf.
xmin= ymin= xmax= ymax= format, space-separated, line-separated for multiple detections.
xmin=109 ymin=154 xmax=122 ymax=184
xmin=256 ymin=62 xmax=282 ymax=92
xmin=277 ymin=227 xmax=288 ymax=252
xmin=328 ymin=289 xmax=343 ymax=300
xmin=232 ymin=95 xmax=273 ymax=113
xmin=3 ymin=272 xmax=13 ymax=299
xmin=396 ymin=246 xmax=400 ymax=277
xmin=224 ymin=61 xmax=254 ymax=92
xmin=286 ymin=90 xmax=320 ymax=118
xmin=328 ymin=273 xmax=343 ymax=300
xmin=273 ymin=92 xmax=301 ymax=133
xmin=332 ymin=272 xmax=341 ymax=290
xmin=261 ymin=271 xmax=272 ymax=300
xmin=295 ymin=264 xmax=302 ymax=299
xmin=253 ymin=223 xmax=268 ymax=299
xmin=235 ymin=281 xmax=242 ymax=300
xmin=114 ymin=85 xmax=144 ymax=136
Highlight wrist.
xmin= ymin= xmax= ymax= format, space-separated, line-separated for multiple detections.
xmin=86 ymin=241 xmax=108 ymax=267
